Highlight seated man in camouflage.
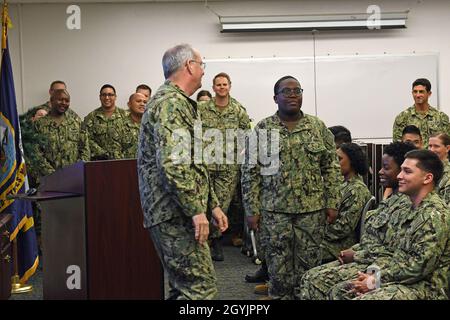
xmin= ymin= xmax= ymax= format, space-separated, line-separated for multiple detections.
xmin=34 ymin=89 xmax=90 ymax=177
xmin=330 ymin=149 xmax=449 ymax=300
xmin=298 ymin=142 xmax=415 ymax=299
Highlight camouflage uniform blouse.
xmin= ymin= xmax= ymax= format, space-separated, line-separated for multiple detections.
xmin=437 ymin=160 xmax=450 ymax=205
xmin=197 ymin=96 xmax=251 ymax=172
xmin=83 ymin=106 xmax=128 ymax=160
xmin=322 ymin=175 xmax=371 ymax=258
xmin=241 ymin=111 xmax=341 ymax=216
xmin=34 ymin=110 xmax=90 ymax=177
xmin=137 ymin=81 xmax=219 ymax=228
xmin=393 ymin=105 xmax=450 ymax=148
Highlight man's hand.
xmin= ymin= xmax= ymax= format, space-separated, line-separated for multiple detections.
xmin=350 ymin=272 xmax=376 ymax=295
xmin=338 ymin=249 xmax=355 ymax=265
xmin=247 ymin=215 xmax=260 ymax=231
xmin=192 ymin=213 xmax=209 ymax=245
xmin=325 ymin=208 xmax=338 ymax=224
xmin=212 ymin=207 xmax=228 ymax=233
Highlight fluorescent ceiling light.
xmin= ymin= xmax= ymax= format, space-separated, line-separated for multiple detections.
xmin=220 ymin=12 xmax=408 ymax=32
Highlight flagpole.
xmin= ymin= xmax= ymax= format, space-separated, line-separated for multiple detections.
xmin=2 ymin=0 xmax=34 ymax=295
xmin=11 ymin=237 xmax=33 ymax=294
xmin=2 ymin=0 xmax=6 ymax=50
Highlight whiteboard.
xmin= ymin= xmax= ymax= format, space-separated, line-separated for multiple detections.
xmin=200 ymin=54 xmax=438 ymax=140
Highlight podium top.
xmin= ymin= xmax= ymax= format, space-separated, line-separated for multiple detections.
xmin=11 ymin=191 xmax=80 ymax=201
xmin=39 ymin=161 xmax=86 ymax=195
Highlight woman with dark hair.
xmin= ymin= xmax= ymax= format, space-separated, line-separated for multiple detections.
xmin=321 ymin=143 xmax=371 ymax=263
xmin=429 ymin=133 xmax=450 ymax=204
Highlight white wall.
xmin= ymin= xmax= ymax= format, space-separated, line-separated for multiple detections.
xmin=4 ymin=0 xmax=450 ymax=138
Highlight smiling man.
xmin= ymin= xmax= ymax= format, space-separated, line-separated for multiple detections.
xmin=33 ymin=89 xmax=90 ymax=177
xmin=393 ymin=78 xmax=450 ymax=148
xmin=83 ymin=84 xmax=129 ymax=160
xmin=198 ymin=72 xmax=251 ymax=261
xmin=330 ymin=149 xmax=449 ymax=300
xmin=299 ymin=142 xmax=415 ymax=300
xmin=242 ymin=75 xmax=341 ymax=300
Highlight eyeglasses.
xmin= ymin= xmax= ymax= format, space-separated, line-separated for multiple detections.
xmin=100 ymin=93 xmax=116 ymax=98
xmin=277 ymin=87 xmax=303 ymax=97
xmin=189 ymin=60 xmax=206 ymax=70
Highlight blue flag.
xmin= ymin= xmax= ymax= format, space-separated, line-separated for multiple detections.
xmin=1 ymin=8 xmax=39 ymax=284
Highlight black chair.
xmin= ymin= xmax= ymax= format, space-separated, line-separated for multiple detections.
xmin=356 ymin=196 xmax=376 ymax=242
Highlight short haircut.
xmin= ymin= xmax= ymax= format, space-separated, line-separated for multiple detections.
xmin=402 ymin=125 xmax=422 ymax=138
xmin=136 ymin=84 xmax=151 ymax=94
xmin=383 ymin=141 xmax=417 ymax=168
xmin=339 ymin=143 xmax=369 ymax=176
xmin=274 ymin=75 xmax=299 ymax=96
xmin=162 ymin=44 xmax=195 ymax=79
xmin=100 ymin=84 xmax=116 ymax=94
xmin=50 ymin=80 xmax=66 ymax=90
xmin=404 ymin=149 xmax=443 ymax=184
xmin=213 ymin=72 xmax=231 ymax=85
xmin=412 ymin=78 xmax=431 ymax=92
xmin=51 ymin=89 xmax=70 ymax=99
xmin=196 ymin=90 xmax=212 ymax=101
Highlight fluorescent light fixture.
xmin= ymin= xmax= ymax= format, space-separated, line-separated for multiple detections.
xmin=220 ymin=12 xmax=408 ymax=33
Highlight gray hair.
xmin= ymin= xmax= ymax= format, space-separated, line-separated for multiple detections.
xmin=162 ymin=44 xmax=195 ymax=79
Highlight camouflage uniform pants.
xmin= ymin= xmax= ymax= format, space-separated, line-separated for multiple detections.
xmin=209 ymin=170 xmax=239 ymax=239
xmin=227 ymin=177 xmax=245 ymax=235
xmin=148 ymin=215 xmax=218 ymax=300
xmin=330 ymin=281 xmax=446 ymax=300
xmin=263 ymin=209 xmax=326 ymax=300
xmin=298 ymin=260 xmax=370 ymax=300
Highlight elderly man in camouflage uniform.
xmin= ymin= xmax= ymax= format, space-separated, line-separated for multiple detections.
xmin=241 ymin=75 xmax=341 ymax=300
xmin=393 ymin=78 xmax=450 ymax=148
xmin=83 ymin=84 xmax=129 ymax=160
xmin=137 ymin=44 xmax=228 ymax=300
xmin=123 ymin=92 xmax=147 ymax=158
xmin=198 ymin=72 xmax=251 ymax=261
xmin=330 ymin=150 xmax=449 ymax=300
xmin=33 ymin=89 xmax=90 ymax=177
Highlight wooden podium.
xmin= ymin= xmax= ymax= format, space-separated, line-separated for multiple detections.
xmin=28 ymin=160 xmax=163 ymax=300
